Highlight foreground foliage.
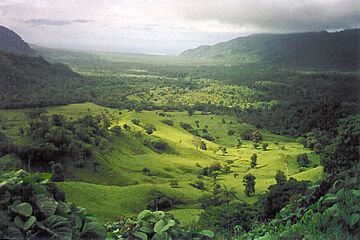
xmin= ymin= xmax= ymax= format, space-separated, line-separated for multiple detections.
xmin=0 ymin=170 xmax=106 ymax=239
xmin=105 ymin=210 xmax=214 ymax=240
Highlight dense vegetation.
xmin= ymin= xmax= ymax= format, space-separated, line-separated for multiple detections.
xmin=0 ymin=52 xmax=87 ymax=108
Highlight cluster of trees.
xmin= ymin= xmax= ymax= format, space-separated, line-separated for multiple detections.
xmin=0 ymin=110 xmax=117 ymax=178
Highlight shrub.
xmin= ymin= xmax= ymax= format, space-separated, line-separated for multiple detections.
xmin=160 ymin=119 xmax=173 ymax=126
xmin=192 ymin=137 xmax=207 ymax=150
xmin=169 ymin=180 xmax=179 ymax=188
xmin=262 ymin=142 xmax=269 ymax=151
xmin=146 ymin=190 xmax=182 ymax=211
xmin=240 ymin=129 xmax=254 ymax=140
xmin=202 ymin=134 xmax=215 ymax=141
xmin=142 ymin=167 xmax=151 ymax=175
xmin=180 ymin=122 xmax=193 ymax=130
xmin=151 ymin=139 xmax=169 ymax=152
xmin=131 ymin=118 xmax=140 ymax=125
xmin=191 ymin=181 xmax=206 ymax=190
xmin=227 ymin=129 xmax=235 ymax=136
xmin=144 ymin=124 xmax=156 ymax=135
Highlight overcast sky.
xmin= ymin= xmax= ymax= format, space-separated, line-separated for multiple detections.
xmin=0 ymin=0 xmax=359 ymax=54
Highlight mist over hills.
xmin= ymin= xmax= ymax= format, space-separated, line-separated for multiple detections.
xmin=181 ymin=29 xmax=360 ymax=70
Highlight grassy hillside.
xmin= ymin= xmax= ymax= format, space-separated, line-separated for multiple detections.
xmin=181 ymin=29 xmax=360 ymax=70
xmin=0 ymin=102 xmax=321 ymax=224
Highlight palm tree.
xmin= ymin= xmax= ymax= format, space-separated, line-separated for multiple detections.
xmin=217 ymin=185 xmax=238 ymax=204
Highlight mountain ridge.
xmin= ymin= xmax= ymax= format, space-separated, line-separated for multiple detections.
xmin=0 ymin=25 xmax=32 ymax=55
xmin=181 ymin=29 xmax=360 ymax=70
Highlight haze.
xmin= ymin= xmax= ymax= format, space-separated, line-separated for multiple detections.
xmin=1 ymin=0 xmax=359 ymax=54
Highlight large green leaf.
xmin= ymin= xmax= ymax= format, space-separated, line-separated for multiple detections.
xmin=14 ymin=215 xmax=36 ymax=231
xmin=347 ymin=213 xmax=359 ymax=226
xmin=3 ymin=226 xmax=24 ymax=240
xmin=198 ymin=230 xmax=215 ymax=238
xmin=36 ymin=194 xmax=58 ymax=218
xmin=10 ymin=202 xmax=33 ymax=217
xmin=133 ymin=230 xmax=148 ymax=240
xmin=151 ymin=232 xmax=172 ymax=240
xmin=154 ymin=219 xmax=166 ymax=234
xmin=138 ymin=210 xmax=153 ymax=220
xmin=81 ymin=221 xmax=106 ymax=239
xmin=139 ymin=226 xmax=153 ymax=234
xmin=41 ymin=215 xmax=72 ymax=240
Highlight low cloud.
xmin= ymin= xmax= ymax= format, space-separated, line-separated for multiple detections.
xmin=173 ymin=0 xmax=360 ymax=32
xmin=23 ymin=18 xmax=93 ymax=27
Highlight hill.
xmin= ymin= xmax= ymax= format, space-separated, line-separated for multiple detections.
xmin=0 ymin=51 xmax=88 ymax=108
xmin=181 ymin=29 xmax=360 ymax=70
xmin=0 ymin=26 xmax=32 ymax=55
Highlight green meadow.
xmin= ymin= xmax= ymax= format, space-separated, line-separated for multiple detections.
xmin=0 ymin=102 xmax=321 ymax=224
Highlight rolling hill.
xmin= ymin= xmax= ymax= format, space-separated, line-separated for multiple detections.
xmin=181 ymin=29 xmax=360 ymax=70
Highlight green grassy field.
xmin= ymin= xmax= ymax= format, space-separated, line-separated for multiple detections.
xmin=0 ymin=102 xmax=321 ymax=224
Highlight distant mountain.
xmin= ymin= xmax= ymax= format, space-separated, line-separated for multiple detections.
xmin=0 ymin=51 xmax=87 ymax=108
xmin=181 ymin=29 xmax=360 ymax=70
xmin=0 ymin=26 xmax=32 ymax=55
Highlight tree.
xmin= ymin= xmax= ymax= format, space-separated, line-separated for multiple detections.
xmin=51 ymin=163 xmax=64 ymax=182
xmin=252 ymin=131 xmax=263 ymax=143
xmin=144 ymin=124 xmax=156 ymax=135
xmin=131 ymin=118 xmax=140 ymax=125
xmin=142 ymin=167 xmax=151 ymax=175
xmin=253 ymin=142 xmax=260 ymax=149
xmin=297 ymin=153 xmax=310 ymax=167
xmin=227 ymin=129 xmax=235 ymax=136
xmin=217 ymin=185 xmax=238 ymax=204
xmin=195 ymin=120 xmax=200 ymax=128
xmin=275 ymin=170 xmax=287 ymax=184
xmin=170 ymin=180 xmax=179 ymax=188
xmin=18 ymin=127 xmax=25 ymax=137
xmin=187 ymin=108 xmax=194 ymax=117
xmin=235 ymin=138 xmax=242 ymax=149
xmin=262 ymin=142 xmax=269 ymax=151
xmin=218 ymin=146 xmax=227 ymax=156
xmin=243 ymin=173 xmax=256 ymax=196
xmin=224 ymin=165 xmax=231 ymax=173
xmin=250 ymin=154 xmax=257 ymax=168
xmin=192 ymin=137 xmax=207 ymax=150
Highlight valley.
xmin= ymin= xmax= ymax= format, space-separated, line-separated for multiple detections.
xmin=0 ymin=23 xmax=359 ymax=239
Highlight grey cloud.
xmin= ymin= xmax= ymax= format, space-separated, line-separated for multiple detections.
xmin=23 ymin=18 xmax=93 ymax=27
xmin=174 ymin=0 xmax=360 ymax=32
